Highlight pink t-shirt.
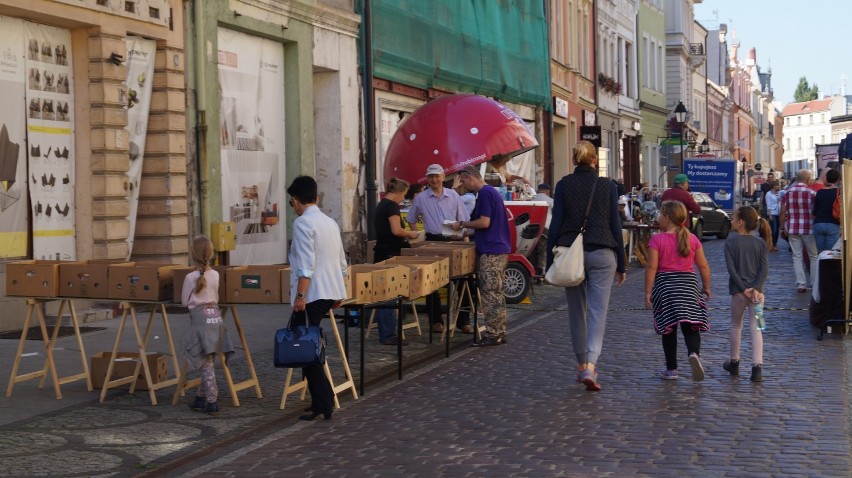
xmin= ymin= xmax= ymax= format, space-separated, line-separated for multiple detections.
xmin=181 ymin=269 xmax=219 ymax=309
xmin=648 ymin=231 xmax=702 ymax=272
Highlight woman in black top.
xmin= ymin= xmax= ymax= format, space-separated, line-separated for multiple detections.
xmin=373 ymin=177 xmax=420 ymax=345
xmin=547 ymin=141 xmax=626 ymax=392
xmin=812 ymin=168 xmax=841 ymax=252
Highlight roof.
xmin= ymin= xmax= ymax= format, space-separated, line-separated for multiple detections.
xmin=781 ymin=98 xmax=835 ymax=116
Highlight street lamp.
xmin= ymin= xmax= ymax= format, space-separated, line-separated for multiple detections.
xmin=675 ymin=101 xmax=687 ymax=172
xmin=699 ymin=138 xmax=709 ymax=154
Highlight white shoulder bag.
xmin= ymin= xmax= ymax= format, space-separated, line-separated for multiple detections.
xmin=545 ymin=179 xmax=598 ymax=287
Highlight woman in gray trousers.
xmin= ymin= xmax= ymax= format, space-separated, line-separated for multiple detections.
xmin=547 ymin=141 xmax=626 ymax=391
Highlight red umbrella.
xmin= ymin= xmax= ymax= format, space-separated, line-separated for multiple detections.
xmin=383 ymin=94 xmax=539 ymax=185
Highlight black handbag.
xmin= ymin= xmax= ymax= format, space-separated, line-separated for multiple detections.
xmin=273 ymin=311 xmax=326 ymax=368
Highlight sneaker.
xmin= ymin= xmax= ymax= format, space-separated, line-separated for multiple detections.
xmin=722 ymin=359 xmax=740 ymax=376
xmin=380 ymin=336 xmax=409 ymax=346
xmin=472 ymin=336 xmax=506 ymax=347
xmin=688 ymin=353 xmax=705 ymax=382
xmin=431 ymin=322 xmax=445 ymax=333
xmin=579 ymin=369 xmax=601 ymax=391
xmin=660 ymin=369 xmax=679 ymax=380
xmin=189 ymin=396 xmax=206 ymax=411
xmin=750 ymin=365 xmax=763 ymax=382
xmin=203 ymin=401 xmax=219 ymax=415
xmin=576 ymin=370 xmax=599 ymax=383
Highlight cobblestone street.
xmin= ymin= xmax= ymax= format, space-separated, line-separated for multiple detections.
xmin=1 ymin=236 xmax=850 ymax=477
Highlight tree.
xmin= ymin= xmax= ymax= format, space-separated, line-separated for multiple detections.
xmin=793 ymin=76 xmax=819 ymax=102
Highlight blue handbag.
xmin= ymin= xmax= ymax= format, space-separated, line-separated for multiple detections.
xmin=273 ymin=311 xmax=326 ymax=368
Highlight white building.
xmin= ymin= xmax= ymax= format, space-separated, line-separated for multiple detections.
xmin=781 ymin=96 xmax=846 ymax=177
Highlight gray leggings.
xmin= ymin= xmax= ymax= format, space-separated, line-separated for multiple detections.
xmin=730 ymin=292 xmax=764 ymax=365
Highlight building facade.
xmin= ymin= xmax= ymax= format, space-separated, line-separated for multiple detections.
xmin=0 ymin=0 xmax=187 ymax=329
xmin=637 ymin=0 xmax=668 ymax=187
xmin=550 ymin=0 xmax=596 ymax=180
xmin=781 ymin=96 xmax=846 ymax=178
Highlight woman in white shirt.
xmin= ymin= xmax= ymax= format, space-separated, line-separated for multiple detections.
xmin=288 ymin=176 xmax=348 ymax=421
xmin=764 ymin=181 xmax=781 ymax=251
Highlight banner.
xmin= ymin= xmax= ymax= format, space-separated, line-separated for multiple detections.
xmin=0 ymin=17 xmax=27 ymax=258
xmin=217 ymin=28 xmax=286 ymax=265
xmin=25 ymin=22 xmax=75 ymax=260
xmin=684 ymin=158 xmax=737 ymax=211
xmin=124 ymin=36 xmax=156 ymax=258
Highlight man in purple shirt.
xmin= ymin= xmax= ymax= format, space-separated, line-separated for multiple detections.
xmin=452 ymin=165 xmax=511 ymax=346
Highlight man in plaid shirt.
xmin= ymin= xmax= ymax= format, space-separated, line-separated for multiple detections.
xmin=780 ymin=169 xmax=819 ymax=292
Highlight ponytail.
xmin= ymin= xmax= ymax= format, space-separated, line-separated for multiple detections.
xmin=190 ymin=236 xmax=215 ymax=294
xmin=757 ymin=216 xmax=773 ymax=250
xmin=676 ymin=223 xmax=692 ymax=257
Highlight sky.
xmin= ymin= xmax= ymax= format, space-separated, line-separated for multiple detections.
xmin=694 ymin=0 xmax=851 ymax=107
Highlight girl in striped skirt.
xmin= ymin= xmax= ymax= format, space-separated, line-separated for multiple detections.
xmin=644 ymin=201 xmax=712 ymax=381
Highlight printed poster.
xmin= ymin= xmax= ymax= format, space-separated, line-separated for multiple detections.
xmin=25 ymin=22 xmax=75 ymax=260
xmin=123 ymin=36 xmax=156 ymax=258
xmin=684 ymin=158 xmax=737 ymax=211
xmin=218 ymin=28 xmax=286 ymax=265
xmin=0 ymin=17 xmax=27 ymax=258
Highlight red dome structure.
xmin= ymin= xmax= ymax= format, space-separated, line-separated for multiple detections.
xmin=383 ymin=94 xmax=539 ymax=185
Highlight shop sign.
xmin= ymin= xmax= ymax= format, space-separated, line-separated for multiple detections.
xmin=554 ymin=97 xmax=568 ymax=118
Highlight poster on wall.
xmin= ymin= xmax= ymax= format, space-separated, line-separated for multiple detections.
xmin=123 ymin=36 xmax=156 ymax=259
xmin=25 ymin=22 xmax=75 ymax=260
xmin=217 ymin=28 xmax=286 ymax=265
xmin=0 ymin=17 xmax=28 ymax=258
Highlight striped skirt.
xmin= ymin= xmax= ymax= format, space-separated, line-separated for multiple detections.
xmin=651 ymin=271 xmax=709 ymax=335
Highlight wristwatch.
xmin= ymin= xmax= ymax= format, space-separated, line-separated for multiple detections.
xmin=296 ymin=292 xmax=305 ymax=299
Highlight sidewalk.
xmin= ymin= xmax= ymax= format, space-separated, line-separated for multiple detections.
xmin=1 ymin=236 xmax=850 ymax=477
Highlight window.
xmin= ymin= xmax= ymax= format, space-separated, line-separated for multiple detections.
xmin=821 ymin=135 xmax=825 ymax=143
xmin=786 ymin=138 xmax=790 ymax=150
xmin=642 ymin=36 xmax=649 ymax=88
xmin=797 ymin=137 xmax=802 ymax=149
xmin=797 ymin=117 xmax=801 ymax=126
xmin=809 ymin=136 xmax=814 ymax=148
xmin=624 ymin=41 xmax=632 ymax=96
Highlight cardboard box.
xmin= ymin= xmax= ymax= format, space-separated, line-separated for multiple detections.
xmin=210 ymin=222 xmax=236 ymax=252
xmin=59 ymin=260 xmax=127 ymax=299
xmin=172 ymin=266 xmax=231 ymax=304
xmin=279 ymin=267 xmax=292 ymax=304
xmin=108 ymin=263 xmax=182 ymax=301
xmin=349 ymin=264 xmax=409 ymax=301
xmin=90 ymin=351 xmax=168 ymax=390
xmin=377 ymin=257 xmax=447 ymax=298
xmin=6 ymin=260 xmax=64 ymax=297
xmin=412 ymin=242 xmax=477 ymax=276
xmin=225 ymin=265 xmax=286 ymax=303
xmin=346 ymin=267 xmax=373 ymax=304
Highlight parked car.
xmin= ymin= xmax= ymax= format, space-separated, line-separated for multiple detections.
xmin=690 ymin=192 xmax=731 ymax=239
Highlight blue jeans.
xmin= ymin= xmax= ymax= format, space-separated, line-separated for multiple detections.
xmin=813 ymin=222 xmax=840 ymax=252
xmin=769 ymin=215 xmax=780 ymax=248
xmin=375 ymin=308 xmax=397 ymax=342
xmin=564 ymin=248 xmax=617 ymax=365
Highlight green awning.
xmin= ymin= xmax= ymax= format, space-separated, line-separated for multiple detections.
xmin=660 ymin=137 xmax=687 ymax=146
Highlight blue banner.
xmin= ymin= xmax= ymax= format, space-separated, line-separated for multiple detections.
xmin=684 ymin=158 xmax=737 ymax=211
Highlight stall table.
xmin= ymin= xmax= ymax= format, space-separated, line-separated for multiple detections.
xmin=99 ymin=300 xmax=180 ymax=405
xmin=6 ymin=298 xmax=92 ymax=399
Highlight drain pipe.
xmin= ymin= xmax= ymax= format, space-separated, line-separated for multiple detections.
xmin=362 ymin=0 xmax=377 ymax=240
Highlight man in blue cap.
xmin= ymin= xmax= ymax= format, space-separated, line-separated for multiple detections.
xmin=661 ymin=174 xmax=702 ymax=221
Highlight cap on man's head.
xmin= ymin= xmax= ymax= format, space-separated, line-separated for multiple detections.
xmin=425 ymin=164 xmax=444 ymax=176
xmin=537 ymin=183 xmax=551 ymax=191
xmin=674 ymin=174 xmax=689 ymax=185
